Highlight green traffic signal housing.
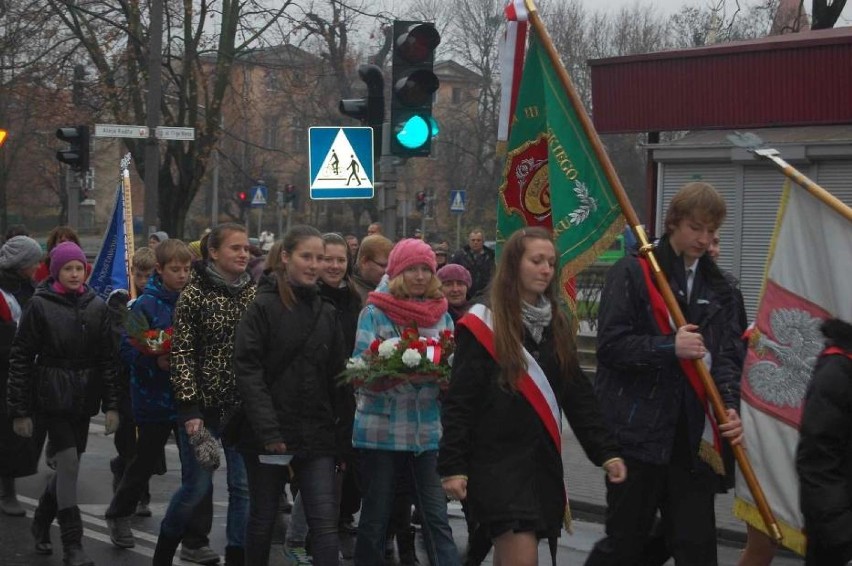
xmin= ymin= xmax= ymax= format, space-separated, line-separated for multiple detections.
xmin=390 ymin=21 xmax=441 ymax=157
xmin=56 ymin=125 xmax=90 ymax=172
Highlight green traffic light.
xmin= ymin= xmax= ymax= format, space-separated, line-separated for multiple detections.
xmin=429 ymin=117 xmax=440 ymax=138
xmin=396 ymin=115 xmax=430 ymax=149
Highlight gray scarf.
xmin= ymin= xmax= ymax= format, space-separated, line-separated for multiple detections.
xmin=521 ymin=296 xmax=552 ymax=343
xmin=206 ymin=263 xmax=252 ymax=295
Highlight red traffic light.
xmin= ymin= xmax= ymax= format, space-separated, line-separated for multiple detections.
xmin=395 ymin=23 xmax=441 ymax=64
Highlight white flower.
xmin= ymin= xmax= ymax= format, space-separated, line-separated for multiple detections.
xmin=378 ymin=339 xmax=398 ymax=359
xmin=447 ymin=353 xmax=454 ymax=367
xmin=346 ymin=357 xmax=367 ymax=370
xmin=401 ymin=348 xmax=422 ymax=368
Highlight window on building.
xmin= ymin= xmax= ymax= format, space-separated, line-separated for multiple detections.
xmin=291 ymin=116 xmax=307 ymax=152
xmin=264 ymin=117 xmax=280 ymax=149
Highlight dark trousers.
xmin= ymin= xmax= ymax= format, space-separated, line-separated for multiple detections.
xmin=584 ymin=457 xmax=718 ymax=566
xmin=244 ymin=454 xmax=339 ymax=566
xmin=106 ymin=422 xmax=211 ymax=548
xmin=107 ymin=422 xmax=172 ymax=518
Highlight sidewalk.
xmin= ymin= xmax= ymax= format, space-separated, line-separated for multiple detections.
xmin=559 ymin=419 xmax=749 ymax=543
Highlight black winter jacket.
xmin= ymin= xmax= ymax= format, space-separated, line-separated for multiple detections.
xmin=796 ymin=319 xmax=852 ymax=560
xmin=439 ymin=321 xmax=620 ymax=531
xmin=233 ymin=274 xmax=347 ymax=457
xmin=7 ymin=282 xmax=119 ymax=418
xmin=594 ymin=237 xmax=743 ymax=469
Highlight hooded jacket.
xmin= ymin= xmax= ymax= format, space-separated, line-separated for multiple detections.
xmin=233 ymin=273 xmax=347 ymax=456
xmin=120 ymin=274 xmax=181 ymax=423
xmin=7 ymin=282 xmax=118 ymax=418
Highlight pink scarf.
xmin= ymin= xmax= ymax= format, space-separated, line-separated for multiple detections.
xmin=367 ymin=291 xmax=448 ymax=328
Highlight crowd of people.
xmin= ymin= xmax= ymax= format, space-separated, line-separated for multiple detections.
xmin=0 ymin=179 xmax=849 ymax=566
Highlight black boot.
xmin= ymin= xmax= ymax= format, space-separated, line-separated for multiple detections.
xmin=31 ymin=486 xmax=58 ymax=555
xmin=57 ymin=506 xmax=94 ymax=566
xmin=0 ymin=475 xmax=26 ymax=516
xmin=153 ymin=531 xmax=182 ymax=566
xmin=224 ymin=545 xmax=244 ymax=566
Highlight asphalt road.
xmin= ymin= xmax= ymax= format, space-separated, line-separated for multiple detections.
xmin=0 ymin=416 xmax=804 ymax=566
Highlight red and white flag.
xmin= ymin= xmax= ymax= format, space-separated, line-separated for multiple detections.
xmin=733 ymin=181 xmax=852 ymax=555
xmin=497 ymin=0 xmax=529 ymax=144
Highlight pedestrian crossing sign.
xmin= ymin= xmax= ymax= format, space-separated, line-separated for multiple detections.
xmin=250 ymin=185 xmax=268 ymax=208
xmin=308 ymin=127 xmax=374 ymax=200
xmin=450 ymin=190 xmax=466 ymax=213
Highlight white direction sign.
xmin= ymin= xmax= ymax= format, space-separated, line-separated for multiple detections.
xmin=156 ymin=126 xmax=196 ymax=141
xmin=94 ymin=124 xmax=149 ymax=139
xmin=308 ymin=127 xmax=374 ymax=200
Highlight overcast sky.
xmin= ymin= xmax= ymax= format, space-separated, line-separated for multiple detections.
xmin=577 ymin=0 xmax=852 ymax=24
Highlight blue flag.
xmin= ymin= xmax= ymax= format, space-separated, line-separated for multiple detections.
xmin=88 ymin=183 xmax=129 ymax=300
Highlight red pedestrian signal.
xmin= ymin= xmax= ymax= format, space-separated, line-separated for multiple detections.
xmin=236 ymin=191 xmax=249 ymax=208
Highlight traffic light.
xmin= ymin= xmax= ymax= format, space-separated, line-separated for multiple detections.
xmin=0 ymin=129 xmax=7 ymax=148
xmin=236 ymin=191 xmax=249 ymax=209
xmin=339 ymin=64 xmax=385 ymax=158
xmin=390 ymin=21 xmax=441 ymax=157
xmin=55 ymin=125 xmax=90 ymax=172
xmin=416 ymin=190 xmax=427 ymax=212
xmin=284 ymin=184 xmax=297 ymax=204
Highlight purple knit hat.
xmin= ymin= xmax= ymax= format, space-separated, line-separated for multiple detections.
xmin=49 ymin=241 xmax=87 ymax=280
xmin=386 ymin=238 xmax=437 ymax=279
xmin=437 ymin=264 xmax=472 ymax=288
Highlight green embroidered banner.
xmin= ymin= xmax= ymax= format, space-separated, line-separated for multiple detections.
xmin=497 ymin=32 xmax=624 ymax=297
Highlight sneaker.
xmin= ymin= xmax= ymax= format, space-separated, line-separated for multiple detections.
xmin=180 ymin=544 xmax=221 ymax=565
xmin=282 ymin=543 xmax=312 ymax=565
xmin=106 ymin=516 xmax=135 ymax=548
xmin=134 ymin=501 xmax=152 ymax=517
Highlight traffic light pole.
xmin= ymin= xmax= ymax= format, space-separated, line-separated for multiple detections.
xmin=66 ymin=169 xmax=81 ymax=229
xmin=379 ymin=122 xmax=398 ymax=238
xmin=143 ymin=0 xmax=164 ymax=235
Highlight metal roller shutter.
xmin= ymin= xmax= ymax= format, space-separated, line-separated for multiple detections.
xmin=656 ymin=162 xmax=738 ymax=276
xmin=815 ymin=161 xmax=852 ymax=203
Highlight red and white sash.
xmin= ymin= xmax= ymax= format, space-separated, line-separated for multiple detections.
xmin=458 ymin=304 xmax=562 ymax=454
xmin=459 ymin=304 xmax=572 ymax=531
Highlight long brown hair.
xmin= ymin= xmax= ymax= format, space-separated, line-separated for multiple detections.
xmin=489 ymin=226 xmax=576 ymax=389
xmin=275 ymin=225 xmax=323 ymax=309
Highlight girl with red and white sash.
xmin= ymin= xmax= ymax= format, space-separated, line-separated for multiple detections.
xmin=438 ymin=226 xmax=626 ymax=565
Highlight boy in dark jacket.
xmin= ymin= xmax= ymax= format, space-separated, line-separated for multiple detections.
xmin=585 ymin=182 xmax=745 ymax=566
xmin=796 ymin=318 xmax=852 ymax=566
xmin=104 ymin=239 xmax=219 ymax=561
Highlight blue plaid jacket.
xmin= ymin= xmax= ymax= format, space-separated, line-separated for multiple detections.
xmin=352 ymin=301 xmax=454 ymax=453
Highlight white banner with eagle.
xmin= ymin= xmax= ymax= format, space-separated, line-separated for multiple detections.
xmin=733 ymin=181 xmax=852 ymax=555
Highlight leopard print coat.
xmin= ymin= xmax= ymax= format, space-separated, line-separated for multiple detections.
xmin=170 ymin=262 xmax=256 ymax=422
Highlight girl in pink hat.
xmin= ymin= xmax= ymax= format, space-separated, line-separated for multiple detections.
xmin=351 ymin=238 xmax=459 ymax=565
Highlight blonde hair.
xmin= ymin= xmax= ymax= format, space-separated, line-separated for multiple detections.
xmin=387 ymin=272 xmax=444 ymax=299
xmin=132 ymin=247 xmax=157 ymax=271
xmin=664 ymin=181 xmax=727 ymax=233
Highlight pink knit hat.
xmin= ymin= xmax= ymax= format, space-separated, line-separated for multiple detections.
xmin=386 ymin=238 xmax=436 ymax=279
xmin=437 ymin=264 xmax=472 ymax=288
xmin=49 ymin=241 xmax=87 ymax=280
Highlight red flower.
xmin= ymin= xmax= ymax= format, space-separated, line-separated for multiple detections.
xmin=401 ymin=327 xmax=419 ymax=342
xmin=369 ymin=339 xmax=382 ymax=354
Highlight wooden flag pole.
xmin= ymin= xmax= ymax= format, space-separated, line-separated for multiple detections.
xmin=120 ymin=154 xmax=137 ymax=300
xmin=522 ymin=0 xmax=783 ymax=542
xmin=754 ymin=149 xmax=852 ymax=223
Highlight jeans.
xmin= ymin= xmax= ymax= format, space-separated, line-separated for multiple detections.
xmin=244 ymin=454 xmax=339 ymax=566
xmin=355 ymin=449 xmax=459 ymax=566
xmin=159 ymin=426 xmax=248 ymax=548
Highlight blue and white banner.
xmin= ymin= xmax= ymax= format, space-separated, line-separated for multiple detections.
xmin=88 ymin=183 xmax=129 ymax=300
